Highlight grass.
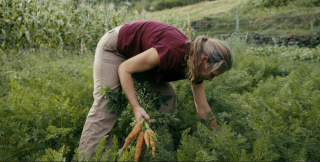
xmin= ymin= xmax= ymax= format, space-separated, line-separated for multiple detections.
xmin=193 ymin=3 xmax=320 ymax=36
xmin=130 ymin=0 xmax=242 ymax=23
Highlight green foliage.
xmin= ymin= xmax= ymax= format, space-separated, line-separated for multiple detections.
xmin=90 ymin=135 xmax=113 ymax=161
xmin=98 ymin=0 xmax=212 ymax=12
xmin=204 ymin=42 xmax=320 ymax=161
xmin=251 ymin=133 xmax=279 ymax=161
xmin=0 ymin=52 xmax=93 ymax=161
xmin=1 ymin=37 xmax=320 ymax=161
xmin=193 ymin=0 xmax=320 ymax=37
xmin=118 ymin=147 xmax=135 ymax=161
xmin=0 ymin=0 xmax=129 ymax=54
xmin=40 ymin=146 xmax=67 ymax=161
xmin=244 ymin=0 xmax=291 ymax=8
xmin=150 ymin=126 xmax=176 ymax=161
xmin=178 ymin=123 xmax=247 ymax=161
xmin=241 ymin=0 xmax=320 ymax=10
xmin=98 ymin=85 xmax=128 ymax=114
xmin=151 ymin=0 xmax=213 ymax=11
xmin=244 ymin=45 xmax=320 ymax=61
xmin=72 ymin=135 xmax=120 ymax=161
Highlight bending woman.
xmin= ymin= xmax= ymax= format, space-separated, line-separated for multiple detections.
xmin=79 ymin=20 xmax=233 ymax=159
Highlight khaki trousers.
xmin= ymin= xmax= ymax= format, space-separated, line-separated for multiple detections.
xmin=79 ymin=26 xmax=177 ymax=159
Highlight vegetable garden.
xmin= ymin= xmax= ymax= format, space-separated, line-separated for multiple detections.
xmin=1 ymin=0 xmax=320 ymax=161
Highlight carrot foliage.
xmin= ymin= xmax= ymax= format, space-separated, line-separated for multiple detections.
xmin=1 ymin=38 xmax=320 ymax=161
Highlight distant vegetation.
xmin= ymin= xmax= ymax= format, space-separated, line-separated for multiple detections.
xmin=124 ymin=0 xmax=320 ymax=47
xmin=191 ymin=0 xmax=320 ymax=47
xmin=97 ymin=0 xmax=216 ymax=12
xmin=242 ymin=0 xmax=320 ymax=9
xmin=0 ymin=0 xmax=129 ymax=55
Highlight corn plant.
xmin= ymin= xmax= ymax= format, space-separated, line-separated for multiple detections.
xmin=0 ymin=0 xmax=129 ymax=55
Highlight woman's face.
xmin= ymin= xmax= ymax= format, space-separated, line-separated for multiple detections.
xmin=198 ymin=55 xmax=225 ymax=81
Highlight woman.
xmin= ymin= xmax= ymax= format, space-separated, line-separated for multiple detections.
xmin=79 ymin=20 xmax=233 ymax=159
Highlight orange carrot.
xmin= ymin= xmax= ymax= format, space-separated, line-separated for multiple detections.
xmin=144 ymin=130 xmax=150 ymax=148
xmin=121 ymin=122 xmax=142 ymax=152
xmin=148 ymin=129 xmax=156 ymax=156
xmin=135 ymin=131 xmax=144 ymax=162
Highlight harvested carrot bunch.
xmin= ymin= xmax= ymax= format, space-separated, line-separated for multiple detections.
xmin=144 ymin=128 xmax=156 ymax=156
xmin=121 ymin=120 xmax=142 ymax=152
xmin=135 ymin=131 xmax=144 ymax=161
xmin=120 ymin=118 xmax=156 ymax=162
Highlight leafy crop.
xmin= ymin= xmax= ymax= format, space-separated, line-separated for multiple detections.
xmin=0 ymin=53 xmax=94 ymax=161
xmin=1 ymin=38 xmax=320 ymax=161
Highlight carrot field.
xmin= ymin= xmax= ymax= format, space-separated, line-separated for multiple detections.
xmin=1 ymin=0 xmax=320 ymax=161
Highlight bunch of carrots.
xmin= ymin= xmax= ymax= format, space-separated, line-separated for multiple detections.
xmin=120 ymin=118 xmax=156 ymax=162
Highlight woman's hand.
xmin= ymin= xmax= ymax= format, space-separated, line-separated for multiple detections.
xmin=196 ymin=104 xmax=218 ymax=131
xmin=132 ymin=106 xmax=151 ymax=123
xmin=191 ymin=82 xmax=218 ymax=131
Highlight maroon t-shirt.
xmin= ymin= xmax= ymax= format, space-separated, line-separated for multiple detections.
xmin=117 ymin=20 xmax=189 ymax=82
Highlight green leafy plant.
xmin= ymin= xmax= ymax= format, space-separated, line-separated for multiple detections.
xmin=98 ymin=85 xmax=128 ymax=114
xmin=0 ymin=0 xmax=129 ymax=55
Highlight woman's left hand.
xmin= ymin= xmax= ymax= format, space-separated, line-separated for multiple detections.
xmin=132 ymin=105 xmax=151 ymax=123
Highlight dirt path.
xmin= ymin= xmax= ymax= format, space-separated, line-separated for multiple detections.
xmin=135 ymin=0 xmax=242 ymax=22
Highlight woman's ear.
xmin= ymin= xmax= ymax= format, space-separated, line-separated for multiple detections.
xmin=200 ymin=55 xmax=209 ymax=63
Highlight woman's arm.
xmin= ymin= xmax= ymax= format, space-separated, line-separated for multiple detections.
xmin=191 ymin=82 xmax=218 ymax=131
xmin=118 ymin=48 xmax=160 ymax=123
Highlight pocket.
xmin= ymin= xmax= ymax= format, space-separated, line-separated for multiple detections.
xmin=102 ymin=34 xmax=118 ymax=52
xmin=97 ymin=31 xmax=117 ymax=48
xmin=107 ymin=30 xmax=115 ymax=34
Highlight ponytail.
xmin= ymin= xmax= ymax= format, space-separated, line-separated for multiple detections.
xmin=184 ymin=36 xmax=208 ymax=83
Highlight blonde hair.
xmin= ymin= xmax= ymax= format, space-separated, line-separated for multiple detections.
xmin=184 ymin=36 xmax=233 ymax=83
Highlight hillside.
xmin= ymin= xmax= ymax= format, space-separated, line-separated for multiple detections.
xmin=132 ymin=0 xmax=242 ymax=22
xmin=131 ymin=0 xmax=320 ymax=47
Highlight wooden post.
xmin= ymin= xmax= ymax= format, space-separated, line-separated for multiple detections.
xmin=236 ymin=10 xmax=239 ymax=32
xmin=245 ymin=31 xmax=249 ymax=42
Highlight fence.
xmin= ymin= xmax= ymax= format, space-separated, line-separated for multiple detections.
xmin=192 ymin=10 xmax=320 ymax=47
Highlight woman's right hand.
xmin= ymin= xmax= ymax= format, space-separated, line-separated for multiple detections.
xmin=133 ymin=106 xmax=151 ymax=123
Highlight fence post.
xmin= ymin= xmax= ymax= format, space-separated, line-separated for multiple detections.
xmin=236 ymin=10 xmax=239 ymax=32
xmin=245 ymin=31 xmax=249 ymax=42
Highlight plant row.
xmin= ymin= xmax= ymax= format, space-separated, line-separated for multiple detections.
xmin=0 ymin=0 xmax=128 ymax=54
xmin=1 ymin=38 xmax=319 ymax=161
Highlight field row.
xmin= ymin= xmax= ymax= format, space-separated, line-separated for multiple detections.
xmin=1 ymin=39 xmax=319 ymax=160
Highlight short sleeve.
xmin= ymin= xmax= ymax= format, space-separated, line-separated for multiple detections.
xmin=153 ymin=44 xmax=185 ymax=72
xmin=195 ymin=80 xmax=203 ymax=84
